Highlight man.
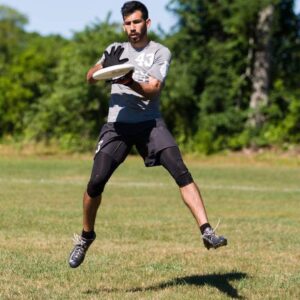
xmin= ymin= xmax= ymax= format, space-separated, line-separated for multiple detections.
xmin=68 ymin=1 xmax=227 ymax=269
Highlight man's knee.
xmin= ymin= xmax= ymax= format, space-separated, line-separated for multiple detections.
xmin=176 ymin=170 xmax=194 ymax=187
xmin=87 ymin=175 xmax=106 ymax=198
xmin=171 ymin=157 xmax=194 ymax=187
xmin=86 ymin=151 xmax=119 ymax=198
xmin=159 ymin=147 xmax=194 ymax=187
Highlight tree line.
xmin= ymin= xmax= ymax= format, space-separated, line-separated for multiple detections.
xmin=0 ymin=0 xmax=299 ymax=153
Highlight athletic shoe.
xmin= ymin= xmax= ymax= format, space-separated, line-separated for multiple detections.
xmin=202 ymin=227 xmax=227 ymax=250
xmin=68 ymin=233 xmax=96 ymax=268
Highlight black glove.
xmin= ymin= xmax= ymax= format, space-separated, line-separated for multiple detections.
xmin=103 ymin=46 xmax=128 ymax=68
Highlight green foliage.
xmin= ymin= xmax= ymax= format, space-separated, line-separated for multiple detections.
xmin=165 ymin=0 xmax=257 ymax=152
xmin=0 ymin=5 xmax=28 ymax=135
xmin=0 ymin=2 xmax=299 ymax=152
xmin=0 ymin=5 xmax=28 ymax=62
xmin=24 ymin=23 xmax=120 ymax=151
xmin=164 ymin=0 xmax=299 ymax=153
xmin=161 ymin=59 xmax=198 ymax=145
xmin=262 ymin=80 xmax=300 ymax=145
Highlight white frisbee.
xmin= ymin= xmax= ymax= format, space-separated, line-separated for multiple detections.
xmin=92 ymin=64 xmax=134 ymax=81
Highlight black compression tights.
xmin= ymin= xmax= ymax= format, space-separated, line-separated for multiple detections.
xmin=159 ymin=146 xmax=194 ymax=187
xmin=87 ymin=146 xmax=193 ymax=198
xmin=86 ymin=152 xmax=119 ymax=198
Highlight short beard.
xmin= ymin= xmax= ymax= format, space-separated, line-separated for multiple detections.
xmin=129 ymin=35 xmax=140 ymax=43
xmin=128 ymin=26 xmax=147 ymax=44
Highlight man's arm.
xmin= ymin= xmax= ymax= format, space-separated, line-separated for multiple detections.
xmin=112 ymin=72 xmax=163 ymax=99
xmin=130 ymin=76 xmax=163 ymax=99
xmin=99 ymin=66 xmax=163 ymax=99
xmin=87 ymin=64 xmax=163 ymax=99
xmin=86 ymin=64 xmax=102 ymax=84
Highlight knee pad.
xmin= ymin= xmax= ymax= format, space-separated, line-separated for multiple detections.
xmin=172 ymin=162 xmax=194 ymax=187
xmin=174 ymin=168 xmax=193 ymax=187
xmin=87 ymin=175 xmax=106 ymax=198
xmin=86 ymin=151 xmax=118 ymax=198
xmin=159 ymin=147 xmax=194 ymax=187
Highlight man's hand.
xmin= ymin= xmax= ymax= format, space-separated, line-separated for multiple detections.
xmin=103 ymin=46 xmax=129 ymax=68
xmin=110 ymin=70 xmax=134 ymax=86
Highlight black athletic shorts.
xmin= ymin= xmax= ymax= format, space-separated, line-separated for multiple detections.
xmin=94 ymin=119 xmax=178 ymax=167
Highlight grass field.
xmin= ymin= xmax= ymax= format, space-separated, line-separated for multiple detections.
xmin=0 ymin=151 xmax=299 ymax=299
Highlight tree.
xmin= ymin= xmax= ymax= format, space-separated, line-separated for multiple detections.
xmin=0 ymin=5 xmax=29 ymax=136
xmin=1 ymin=3 xmax=299 ymax=152
xmin=166 ymin=0 xmax=255 ymax=152
xmin=258 ymin=0 xmax=300 ymax=146
xmin=165 ymin=0 xmax=300 ymax=152
xmin=24 ymin=21 xmax=126 ymax=151
xmin=0 ymin=5 xmax=28 ymax=63
xmin=249 ymin=4 xmax=275 ymax=128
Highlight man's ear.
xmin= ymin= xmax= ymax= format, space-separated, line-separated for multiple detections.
xmin=146 ymin=18 xmax=151 ymax=30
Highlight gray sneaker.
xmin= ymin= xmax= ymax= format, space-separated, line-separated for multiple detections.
xmin=68 ymin=233 xmax=96 ymax=268
xmin=202 ymin=227 xmax=227 ymax=250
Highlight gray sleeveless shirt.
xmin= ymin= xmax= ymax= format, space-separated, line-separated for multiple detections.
xmin=97 ymin=41 xmax=171 ymax=123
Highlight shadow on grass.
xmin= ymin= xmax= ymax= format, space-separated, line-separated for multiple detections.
xmin=84 ymin=272 xmax=248 ymax=299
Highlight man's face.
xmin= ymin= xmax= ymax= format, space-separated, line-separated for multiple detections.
xmin=123 ymin=10 xmax=150 ymax=44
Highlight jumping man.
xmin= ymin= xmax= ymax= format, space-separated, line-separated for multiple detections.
xmin=68 ymin=0 xmax=227 ymax=268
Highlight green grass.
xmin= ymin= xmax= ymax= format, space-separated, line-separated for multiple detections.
xmin=0 ymin=153 xmax=299 ymax=299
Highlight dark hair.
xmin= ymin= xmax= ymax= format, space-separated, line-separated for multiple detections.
xmin=121 ymin=1 xmax=149 ymax=20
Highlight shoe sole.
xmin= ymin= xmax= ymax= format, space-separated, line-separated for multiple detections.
xmin=205 ymin=239 xmax=227 ymax=250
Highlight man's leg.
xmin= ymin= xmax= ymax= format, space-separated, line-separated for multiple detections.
xmin=68 ymin=192 xmax=100 ymax=268
xmin=159 ymin=147 xmax=227 ymax=249
xmin=69 ymin=151 xmax=125 ymax=268
xmin=83 ymin=191 xmax=101 ymax=232
xmin=179 ymin=181 xmax=208 ymax=226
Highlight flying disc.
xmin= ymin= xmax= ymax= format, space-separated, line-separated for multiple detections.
xmin=92 ymin=64 xmax=134 ymax=81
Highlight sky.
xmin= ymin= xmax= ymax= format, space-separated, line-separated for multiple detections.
xmin=0 ymin=0 xmax=299 ymax=38
xmin=0 ymin=0 xmax=178 ymax=38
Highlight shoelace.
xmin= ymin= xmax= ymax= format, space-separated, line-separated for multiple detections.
xmin=72 ymin=233 xmax=86 ymax=247
xmin=71 ymin=234 xmax=88 ymax=259
xmin=202 ymin=219 xmax=221 ymax=240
